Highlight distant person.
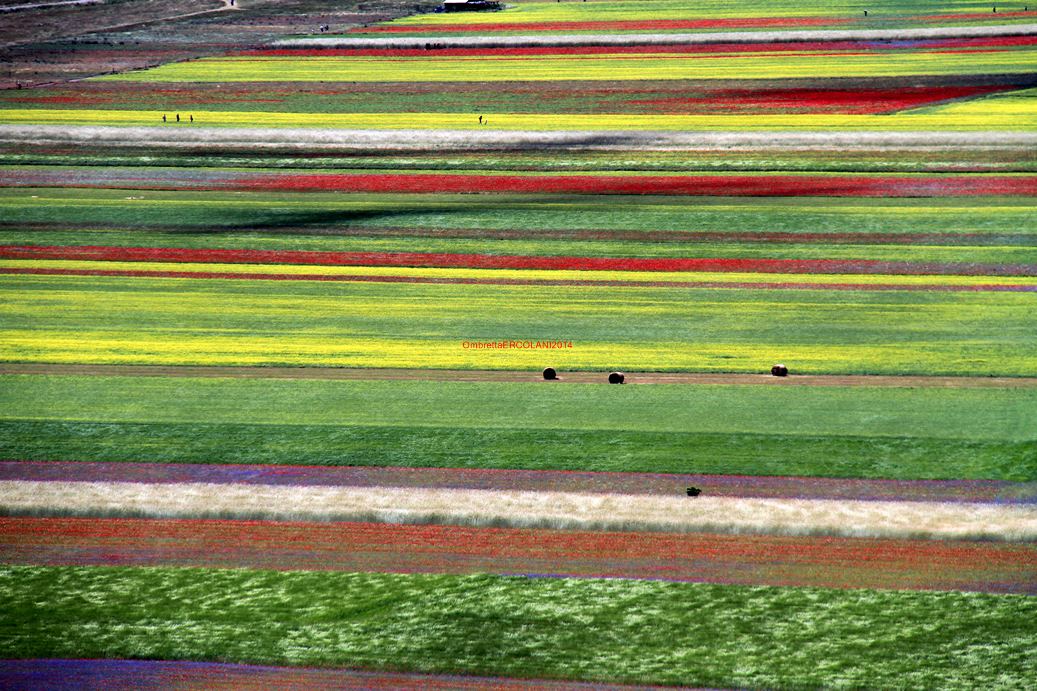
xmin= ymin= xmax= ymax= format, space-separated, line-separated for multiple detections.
xmin=176 ymin=113 xmax=180 ymax=122
xmin=189 ymin=114 xmax=193 ymax=123
xmin=162 ymin=114 xmax=166 ymax=123
xmin=478 ymin=115 xmax=483 ymax=124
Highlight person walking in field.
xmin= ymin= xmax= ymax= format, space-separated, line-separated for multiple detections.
xmin=176 ymin=113 xmax=180 ymax=122
xmin=190 ymin=114 xmax=193 ymax=123
xmin=162 ymin=114 xmax=166 ymax=123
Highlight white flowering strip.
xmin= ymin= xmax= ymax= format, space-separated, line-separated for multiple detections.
xmin=2 ymin=125 xmax=1035 ymax=151
xmin=2 ymin=480 xmax=1035 ymax=541
xmin=273 ymin=23 xmax=1037 ymax=50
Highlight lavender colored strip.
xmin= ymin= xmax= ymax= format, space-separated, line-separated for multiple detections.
xmin=0 ymin=461 xmax=1032 ymax=504
xmin=0 ymin=659 xmax=687 ymax=690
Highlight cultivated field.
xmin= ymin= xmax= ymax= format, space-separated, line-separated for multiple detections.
xmin=1 ymin=0 xmax=1035 ymax=688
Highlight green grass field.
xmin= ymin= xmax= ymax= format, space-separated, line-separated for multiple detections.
xmin=3 ymin=189 xmax=1033 ymax=237
xmin=3 ymin=566 xmax=1035 ymax=689
xmin=3 ymin=375 xmax=1035 ymax=480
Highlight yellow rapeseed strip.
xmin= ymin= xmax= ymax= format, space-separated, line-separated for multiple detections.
xmin=1 ymin=108 xmax=1034 ymax=131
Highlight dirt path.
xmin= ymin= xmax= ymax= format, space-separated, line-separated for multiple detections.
xmin=3 ymin=363 xmax=1036 ymax=387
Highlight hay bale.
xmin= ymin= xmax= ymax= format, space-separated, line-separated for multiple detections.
xmin=542 ymin=367 xmax=557 ymax=380
xmin=771 ymin=364 xmax=789 ymax=377
xmin=608 ymin=371 xmax=625 ymax=384
xmin=686 ymin=487 xmax=702 ymax=497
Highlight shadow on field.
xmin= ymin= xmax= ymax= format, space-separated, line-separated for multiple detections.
xmin=159 ymin=195 xmax=596 ymax=234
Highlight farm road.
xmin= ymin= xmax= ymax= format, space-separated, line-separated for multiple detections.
xmin=4 ymin=363 xmax=1036 ymax=388
xmin=277 ymin=22 xmax=1037 ymax=49
xmin=3 ymin=125 xmax=1036 ymax=151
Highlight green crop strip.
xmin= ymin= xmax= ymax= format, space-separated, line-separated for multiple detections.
xmin=2 ymin=190 xmax=1033 ymax=238
xmin=2 ymin=566 xmax=1035 ymax=688
xmin=4 ymin=420 xmax=1034 ymax=481
xmin=3 ymin=375 xmax=1035 ymax=480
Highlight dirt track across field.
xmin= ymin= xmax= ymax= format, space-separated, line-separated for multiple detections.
xmin=3 ymin=363 xmax=1036 ymax=387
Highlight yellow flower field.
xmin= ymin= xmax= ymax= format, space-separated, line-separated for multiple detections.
xmin=2 ymin=106 xmax=1034 ymax=131
xmin=6 ymin=259 xmax=1037 ymax=288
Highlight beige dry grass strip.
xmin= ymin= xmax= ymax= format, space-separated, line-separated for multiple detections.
xmin=2 ymin=125 xmax=1036 ymax=151
xmin=274 ymin=23 xmax=1037 ymax=50
xmin=2 ymin=481 xmax=1036 ymax=541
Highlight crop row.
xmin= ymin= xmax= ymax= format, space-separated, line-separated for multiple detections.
xmin=3 ymin=517 xmax=1034 ymax=592
xmin=93 ymin=49 xmax=1037 ymax=83
xmin=5 ymin=80 xmax=1023 ymax=116
xmin=3 ymin=375 xmax=1035 ymax=481
xmin=7 ymin=245 xmax=1037 ymax=277
xmin=7 ymin=479 xmax=1036 ymax=539
xmin=3 ymin=565 xmax=1035 ymax=688
xmin=2 ymin=190 xmax=1033 ymax=249
xmin=360 ymin=0 xmax=1037 ymax=34
xmin=248 ymin=36 xmax=1037 ymax=56
xmin=8 ymin=263 xmax=1037 ymax=294
xmin=5 ymin=167 xmax=1037 ymax=196
xmin=4 ymin=230 xmax=1037 ymax=270
xmin=5 ymin=461 xmax=1030 ymax=503
xmin=5 ymin=272 xmax=1037 ymax=373
xmin=5 ymin=140 xmax=1037 ymax=175
xmin=3 ymin=106 xmax=1034 ymax=130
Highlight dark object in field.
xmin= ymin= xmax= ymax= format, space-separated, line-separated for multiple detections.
xmin=771 ymin=364 xmax=789 ymax=377
xmin=608 ymin=371 xmax=625 ymax=384
xmin=441 ymin=0 xmax=502 ymax=11
xmin=686 ymin=487 xmax=702 ymax=497
xmin=542 ymin=367 xmax=557 ymax=380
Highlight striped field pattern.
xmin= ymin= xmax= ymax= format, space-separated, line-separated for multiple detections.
xmin=1 ymin=0 xmax=1036 ymax=688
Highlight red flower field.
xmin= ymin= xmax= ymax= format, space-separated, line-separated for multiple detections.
xmin=2 ymin=517 xmax=1033 ymax=593
xmin=4 ymin=244 xmax=1036 ymax=276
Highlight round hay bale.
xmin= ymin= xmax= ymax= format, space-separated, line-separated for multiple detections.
xmin=542 ymin=367 xmax=557 ymax=380
xmin=608 ymin=371 xmax=625 ymax=384
xmin=771 ymin=364 xmax=789 ymax=377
